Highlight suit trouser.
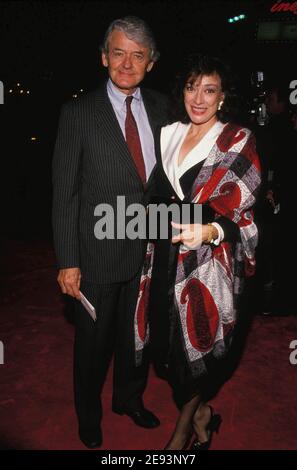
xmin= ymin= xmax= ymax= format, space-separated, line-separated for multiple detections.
xmin=73 ymin=270 xmax=148 ymax=433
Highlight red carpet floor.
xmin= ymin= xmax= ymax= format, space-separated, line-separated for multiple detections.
xmin=0 ymin=240 xmax=296 ymax=450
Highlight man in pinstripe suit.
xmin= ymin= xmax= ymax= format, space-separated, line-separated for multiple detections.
xmin=52 ymin=16 xmax=169 ymax=448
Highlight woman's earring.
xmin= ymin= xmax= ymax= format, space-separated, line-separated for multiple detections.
xmin=218 ymin=101 xmax=224 ymax=111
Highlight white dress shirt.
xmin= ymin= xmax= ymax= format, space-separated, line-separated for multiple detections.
xmin=107 ymin=79 xmax=156 ymax=181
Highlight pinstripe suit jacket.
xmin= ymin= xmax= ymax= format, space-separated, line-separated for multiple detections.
xmin=52 ymin=84 xmax=169 ymax=283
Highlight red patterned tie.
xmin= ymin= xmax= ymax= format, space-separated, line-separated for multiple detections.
xmin=125 ymin=96 xmax=146 ymax=184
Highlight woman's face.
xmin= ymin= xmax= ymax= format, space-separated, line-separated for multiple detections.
xmin=183 ymin=73 xmax=225 ymax=126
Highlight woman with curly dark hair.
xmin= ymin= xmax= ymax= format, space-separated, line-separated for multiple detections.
xmin=134 ymin=54 xmax=261 ymax=450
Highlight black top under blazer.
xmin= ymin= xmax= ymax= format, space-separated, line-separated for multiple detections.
xmin=52 ymin=84 xmax=169 ymax=283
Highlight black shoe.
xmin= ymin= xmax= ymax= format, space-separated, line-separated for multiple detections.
xmin=79 ymin=428 xmax=102 ymax=449
xmin=113 ymin=407 xmax=160 ymax=428
xmin=191 ymin=406 xmax=222 ymax=451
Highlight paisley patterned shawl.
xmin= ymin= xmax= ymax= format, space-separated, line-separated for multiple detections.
xmin=134 ymin=123 xmax=261 ymax=375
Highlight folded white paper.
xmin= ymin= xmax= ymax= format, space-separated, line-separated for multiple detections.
xmin=79 ymin=291 xmax=97 ymax=321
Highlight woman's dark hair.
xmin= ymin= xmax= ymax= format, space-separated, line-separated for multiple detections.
xmin=169 ymin=53 xmax=239 ymax=124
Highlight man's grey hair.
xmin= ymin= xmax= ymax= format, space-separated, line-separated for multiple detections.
xmin=101 ymin=16 xmax=160 ymax=62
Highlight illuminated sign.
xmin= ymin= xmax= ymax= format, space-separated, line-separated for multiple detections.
xmin=257 ymin=21 xmax=297 ymax=40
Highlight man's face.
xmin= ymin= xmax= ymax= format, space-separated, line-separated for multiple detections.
xmin=102 ymin=30 xmax=154 ymax=94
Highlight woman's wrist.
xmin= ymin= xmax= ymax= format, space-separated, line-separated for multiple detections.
xmin=205 ymin=223 xmax=219 ymax=244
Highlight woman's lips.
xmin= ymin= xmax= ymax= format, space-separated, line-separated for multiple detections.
xmin=191 ymin=106 xmax=207 ymax=115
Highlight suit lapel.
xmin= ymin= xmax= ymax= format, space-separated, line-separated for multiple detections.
xmin=94 ymin=86 xmax=143 ymax=185
xmin=141 ymin=89 xmax=162 ymax=136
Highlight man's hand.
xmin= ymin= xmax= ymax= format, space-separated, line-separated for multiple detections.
xmin=57 ymin=268 xmax=81 ymax=299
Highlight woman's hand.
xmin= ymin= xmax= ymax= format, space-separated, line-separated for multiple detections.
xmin=171 ymin=222 xmax=219 ymax=249
xmin=171 ymin=221 xmax=209 ymax=249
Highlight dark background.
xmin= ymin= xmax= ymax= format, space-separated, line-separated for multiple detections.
xmin=0 ymin=0 xmax=295 ymax=239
